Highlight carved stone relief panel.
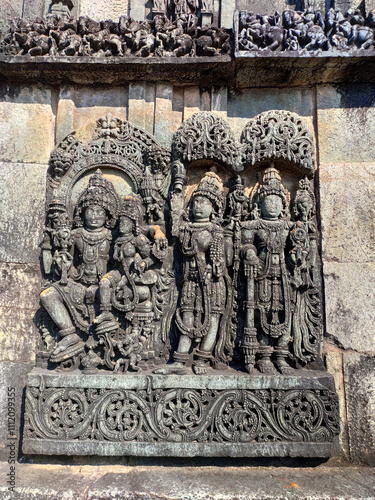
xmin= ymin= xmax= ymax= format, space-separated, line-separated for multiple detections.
xmin=23 ymin=110 xmax=339 ymax=458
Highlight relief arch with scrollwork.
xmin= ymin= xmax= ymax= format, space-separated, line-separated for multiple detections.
xmin=46 ymin=113 xmax=171 ymax=218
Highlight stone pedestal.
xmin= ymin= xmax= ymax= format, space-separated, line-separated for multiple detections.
xmin=22 ymin=368 xmax=339 ymax=457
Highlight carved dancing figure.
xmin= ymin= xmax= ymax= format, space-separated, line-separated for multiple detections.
xmin=95 ymin=194 xmax=168 ymax=371
xmin=40 ymin=169 xmax=118 ymax=368
xmin=241 ymin=166 xmax=295 ymax=375
xmin=156 ymin=170 xmax=231 ymax=375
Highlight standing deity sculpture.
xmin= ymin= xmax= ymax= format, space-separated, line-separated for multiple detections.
xmin=40 ymin=169 xmax=119 ymax=369
xmin=94 ymin=194 xmax=168 ymax=372
xmin=240 ymin=166 xmax=321 ymax=374
xmin=241 ymin=166 xmax=293 ymax=375
xmin=156 ymin=170 xmax=231 ymax=375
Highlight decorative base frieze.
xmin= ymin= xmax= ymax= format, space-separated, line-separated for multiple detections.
xmin=22 ymin=368 xmax=340 ymax=457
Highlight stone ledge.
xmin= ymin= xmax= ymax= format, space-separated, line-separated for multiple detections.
xmin=1 ymin=52 xmax=375 ymax=87
xmin=0 ymin=462 xmax=374 ymax=500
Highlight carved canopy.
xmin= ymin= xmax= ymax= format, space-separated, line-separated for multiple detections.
xmin=240 ymin=110 xmax=315 ymax=176
xmin=47 ymin=113 xmax=170 ymax=213
xmin=173 ymin=111 xmax=242 ymax=172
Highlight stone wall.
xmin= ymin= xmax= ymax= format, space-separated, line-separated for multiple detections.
xmin=0 ymin=79 xmax=374 ymax=464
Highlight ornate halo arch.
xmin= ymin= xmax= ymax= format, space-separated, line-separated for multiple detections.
xmin=172 ymin=111 xmax=242 ymax=174
xmin=240 ymin=110 xmax=315 ymax=177
xmin=46 ymin=113 xmax=171 ymax=217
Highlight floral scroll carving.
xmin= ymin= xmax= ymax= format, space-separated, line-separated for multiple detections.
xmin=173 ymin=111 xmax=242 ymax=171
xmin=25 ymin=383 xmax=339 ymax=444
xmin=241 ymin=110 xmax=315 ymax=176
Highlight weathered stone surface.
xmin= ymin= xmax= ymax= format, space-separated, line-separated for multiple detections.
xmin=324 ymin=349 xmax=350 ymax=460
xmin=128 ymin=82 xmax=146 ymax=130
xmin=323 ymin=262 xmax=375 ymax=352
xmin=211 ymin=86 xmax=228 ymax=120
xmin=144 ymin=82 xmax=155 ymax=135
xmin=0 ymin=263 xmax=40 ymax=310
xmin=183 ymin=87 xmax=200 ymax=120
xmin=4 ymin=54 xmax=375 ymax=89
xmin=0 ymin=362 xmax=34 ymax=462
xmin=154 ymin=83 xmax=173 ymax=145
xmin=236 ymin=0 xmax=286 ymax=15
xmin=80 ymin=0 xmax=129 ymax=20
xmin=0 ymin=1 xmax=21 ymax=35
xmin=23 ymin=0 xmax=48 ymax=19
xmin=0 ymin=462 xmax=374 ymax=499
xmin=320 ymin=162 xmax=375 ymax=263
xmin=344 ymin=353 xmax=375 ymax=466
xmin=227 ymin=87 xmax=314 ymax=139
xmin=171 ymin=86 xmax=184 ymax=134
xmin=0 ymin=162 xmax=47 ymax=264
xmin=0 ymin=307 xmax=39 ymax=363
xmin=0 ymin=85 xmax=54 ymax=164
xmin=221 ymin=0 xmax=236 ymax=28
xmin=317 ymin=84 xmax=375 ymax=163
xmin=56 ymin=85 xmax=128 ymax=144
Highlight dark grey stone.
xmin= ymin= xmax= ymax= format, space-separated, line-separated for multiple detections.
xmin=22 ymin=369 xmax=339 ymax=457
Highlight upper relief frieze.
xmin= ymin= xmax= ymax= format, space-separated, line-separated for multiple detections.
xmin=1 ymin=5 xmax=375 ymax=57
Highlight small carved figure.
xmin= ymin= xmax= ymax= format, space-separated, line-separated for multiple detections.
xmin=113 ymin=322 xmax=148 ymax=373
xmin=156 ymin=170 xmax=231 ymax=375
xmin=153 ymin=0 xmax=167 ymax=11
xmin=40 ymin=170 xmax=118 ymax=368
xmin=172 ymin=0 xmax=199 ymax=18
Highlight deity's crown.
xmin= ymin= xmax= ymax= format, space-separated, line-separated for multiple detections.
xmin=119 ymin=194 xmax=143 ymax=221
xmin=191 ymin=170 xmax=224 ymax=214
xmin=76 ymin=169 xmax=119 ymax=227
xmin=139 ymin=167 xmax=157 ymax=200
xmin=257 ymin=166 xmax=288 ymax=205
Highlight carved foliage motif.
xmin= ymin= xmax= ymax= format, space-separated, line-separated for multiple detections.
xmin=173 ymin=111 xmax=241 ymax=171
xmin=25 ymin=384 xmax=339 ymax=443
xmin=241 ymin=110 xmax=315 ymax=175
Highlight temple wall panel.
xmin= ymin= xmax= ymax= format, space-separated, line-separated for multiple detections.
xmin=0 ymin=75 xmax=374 ymax=466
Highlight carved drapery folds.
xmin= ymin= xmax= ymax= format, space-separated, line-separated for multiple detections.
xmin=241 ymin=110 xmax=315 ymax=175
xmin=29 ymin=110 xmax=338 ymax=455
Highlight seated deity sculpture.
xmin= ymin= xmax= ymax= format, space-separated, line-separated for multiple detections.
xmin=40 ymin=169 xmax=119 ymax=368
xmin=155 ymin=170 xmax=231 ymax=375
xmin=94 ymin=194 xmax=168 ymax=372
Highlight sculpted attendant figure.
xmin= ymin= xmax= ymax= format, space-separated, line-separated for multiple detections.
xmin=94 ymin=194 xmax=168 ymax=372
xmin=156 ymin=170 xmax=230 ymax=375
xmin=241 ymin=166 xmax=295 ymax=375
xmin=40 ymin=170 xmax=118 ymax=367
